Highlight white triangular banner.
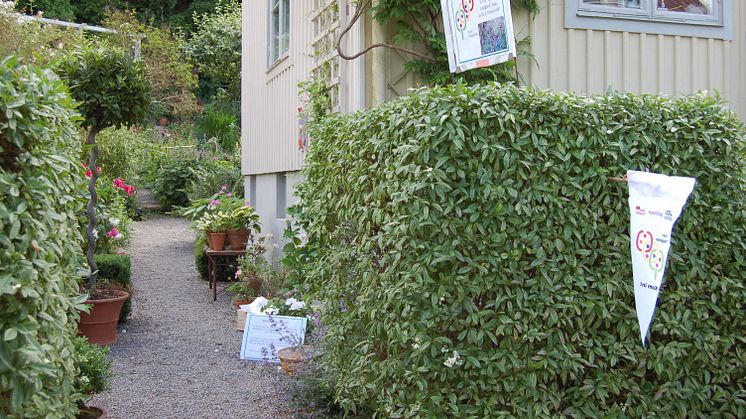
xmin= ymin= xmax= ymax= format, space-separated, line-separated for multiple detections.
xmin=628 ymin=171 xmax=695 ymax=345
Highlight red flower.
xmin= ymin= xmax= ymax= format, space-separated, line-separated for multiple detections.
xmin=123 ymin=185 xmax=135 ymax=197
xmin=113 ymin=178 xmax=125 ymax=189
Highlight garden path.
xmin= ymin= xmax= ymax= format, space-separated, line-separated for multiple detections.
xmin=91 ymin=215 xmax=295 ymax=418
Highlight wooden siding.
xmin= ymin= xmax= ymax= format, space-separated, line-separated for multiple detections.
xmin=242 ymin=0 xmax=746 ymax=176
xmin=514 ymin=0 xmax=746 ymax=120
xmin=242 ymin=0 xmax=365 ymax=176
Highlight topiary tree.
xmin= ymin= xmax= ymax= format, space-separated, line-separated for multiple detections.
xmin=57 ymin=41 xmax=149 ymax=289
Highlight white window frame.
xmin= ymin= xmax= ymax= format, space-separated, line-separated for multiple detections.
xmin=566 ymin=0 xmax=733 ymax=40
xmin=268 ymin=0 xmax=290 ymax=67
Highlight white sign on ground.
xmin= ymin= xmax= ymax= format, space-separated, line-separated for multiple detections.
xmin=628 ymin=170 xmax=695 ymax=346
xmin=440 ymin=0 xmax=516 ymax=73
xmin=240 ymin=314 xmax=307 ymax=362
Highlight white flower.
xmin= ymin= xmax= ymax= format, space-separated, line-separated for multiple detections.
xmin=114 ymin=233 xmax=123 ymax=239
xmin=110 ymin=218 xmax=120 ymax=227
xmin=289 ymin=301 xmax=306 ymax=311
xmin=606 ymin=129 xmax=613 ymax=134
xmin=285 ymin=297 xmax=298 ymax=306
xmin=441 ymin=346 xmax=449 ymax=353
xmin=412 ymin=336 xmax=421 ymax=350
xmin=444 ymin=351 xmax=462 ymax=368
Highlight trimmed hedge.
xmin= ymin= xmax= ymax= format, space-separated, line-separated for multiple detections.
xmin=0 ymin=57 xmax=86 ymax=416
xmin=298 ymin=83 xmax=746 ymax=417
xmin=95 ymin=254 xmax=132 ymax=323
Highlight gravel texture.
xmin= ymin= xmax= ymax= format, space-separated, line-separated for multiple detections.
xmin=91 ymin=215 xmax=296 ymax=418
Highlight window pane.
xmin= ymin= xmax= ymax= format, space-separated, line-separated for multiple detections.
xmin=272 ymin=8 xmax=280 ymax=60
xmin=657 ymin=0 xmax=713 ymax=15
xmin=281 ymin=0 xmax=290 ymax=53
xmin=583 ymin=0 xmax=642 ymax=9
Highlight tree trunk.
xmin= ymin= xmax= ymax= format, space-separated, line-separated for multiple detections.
xmin=85 ymin=127 xmax=102 ymax=290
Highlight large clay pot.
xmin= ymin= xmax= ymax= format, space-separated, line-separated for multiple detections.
xmin=227 ymin=229 xmax=249 ymax=250
xmin=78 ymin=291 xmax=130 ymax=345
xmin=209 ymin=232 xmax=226 ymax=250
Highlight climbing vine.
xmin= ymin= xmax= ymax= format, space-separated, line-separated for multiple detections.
xmin=369 ymin=0 xmax=539 ymax=84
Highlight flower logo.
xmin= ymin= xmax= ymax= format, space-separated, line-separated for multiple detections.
xmin=635 ymin=230 xmax=665 ymax=280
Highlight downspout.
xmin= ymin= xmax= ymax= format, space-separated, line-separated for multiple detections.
xmin=370 ymin=0 xmax=386 ymax=106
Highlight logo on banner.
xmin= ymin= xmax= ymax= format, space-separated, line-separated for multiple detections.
xmin=635 ymin=230 xmax=665 ymax=281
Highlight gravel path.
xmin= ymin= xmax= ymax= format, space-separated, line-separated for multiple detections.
xmin=91 ymin=215 xmax=295 ymax=418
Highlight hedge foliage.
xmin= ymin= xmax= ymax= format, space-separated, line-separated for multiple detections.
xmin=0 ymin=57 xmax=86 ymax=417
xmin=298 ymin=83 xmax=746 ymax=417
xmin=95 ymin=254 xmax=132 ymax=322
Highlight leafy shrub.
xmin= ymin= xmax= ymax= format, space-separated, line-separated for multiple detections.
xmin=298 ymin=84 xmax=746 ymax=417
xmin=185 ymin=0 xmax=241 ymax=97
xmin=95 ymin=127 xmax=155 ymax=181
xmin=95 ymin=254 xmax=132 ymax=322
xmin=104 ymin=11 xmax=199 ymax=121
xmin=149 ymin=153 xmax=199 ymax=208
xmin=0 ymin=57 xmax=86 ymax=417
xmin=0 ymin=2 xmax=82 ymax=67
xmin=72 ymin=336 xmax=112 ymax=396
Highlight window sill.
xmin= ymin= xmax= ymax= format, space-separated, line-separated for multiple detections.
xmin=266 ymin=53 xmax=289 ymax=74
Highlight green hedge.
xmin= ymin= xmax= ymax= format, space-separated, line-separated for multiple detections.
xmin=0 ymin=57 xmax=86 ymax=416
xmin=95 ymin=254 xmax=132 ymax=323
xmin=298 ymin=83 xmax=746 ymax=417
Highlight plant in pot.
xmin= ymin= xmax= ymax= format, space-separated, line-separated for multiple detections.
xmin=197 ymin=211 xmax=231 ymax=250
xmin=73 ymin=336 xmax=113 ymax=418
xmin=57 ymin=40 xmax=150 ymax=345
xmin=226 ymin=205 xmax=261 ymax=250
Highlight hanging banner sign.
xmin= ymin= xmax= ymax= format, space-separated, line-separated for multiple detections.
xmin=440 ymin=0 xmax=516 ymax=73
xmin=628 ymin=170 xmax=695 ymax=345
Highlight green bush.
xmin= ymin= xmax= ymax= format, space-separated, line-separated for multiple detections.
xmin=0 ymin=57 xmax=87 ymax=417
xmin=150 ymin=153 xmax=199 ymax=208
xmin=72 ymin=336 xmax=112 ymax=396
xmin=95 ymin=254 xmax=132 ymax=322
xmin=298 ymin=84 xmax=746 ymax=417
xmin=95 ymin=127 xmax=155 ymax=181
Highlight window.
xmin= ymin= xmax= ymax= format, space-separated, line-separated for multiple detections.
xmin=566 ymin=0 xmax=732 ymax=40
xmin=268 ymin=0 xmax=290 ymax=66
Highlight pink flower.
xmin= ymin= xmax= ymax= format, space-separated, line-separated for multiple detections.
xmin=210 ymin=199 xmax=220 ymax=206
xmin=85 ymin=170 xmax=93 ymax=178
xmin=106 ymin=228 xmax=121 ymax=238
xmin=113 ymin=178 xmax=125 ymax=189
xmin=221 ymin=185 xmax=228 ymax=191
xmin=226 ymin=192 xmax=233 ymax=197
xmin=123 ymin=185 xmax=135 ymax=197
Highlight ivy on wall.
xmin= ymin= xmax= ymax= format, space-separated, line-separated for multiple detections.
xmin=370 ymin=0 xmax=539 ymax=84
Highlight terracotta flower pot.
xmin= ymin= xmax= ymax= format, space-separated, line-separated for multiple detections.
xmin=209 ymin=232 xmax=226 ymax=250
xmin=205 ymin=232 xmax=214 ymax=250
xmin=227 ymin=229 xmax=250 ymax=251
xmin=78 ymin=291 xmax=130 ymax=345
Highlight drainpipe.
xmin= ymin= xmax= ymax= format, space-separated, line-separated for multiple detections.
xmin=370 ymin=0 xmax=386 ymax=106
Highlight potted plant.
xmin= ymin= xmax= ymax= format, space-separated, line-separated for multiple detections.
xmin=73 ymin=336 xmax=113 ymax=418
xmin=57 ymin=41 xmax=149 ymax=345
xmin=226 ymin=205 xmax=261 ymax=250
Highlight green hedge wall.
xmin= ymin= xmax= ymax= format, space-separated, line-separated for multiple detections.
xmin=94 ymin=254 xmax=132 ymax=323
xmin=0 ymin=57 xmax=86 ymax=416
xmin=298 ymin=83 xmax=746 ymax=417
